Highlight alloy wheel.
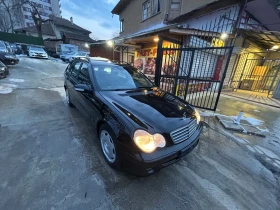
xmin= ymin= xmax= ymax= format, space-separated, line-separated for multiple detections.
xmin=100 ymin=130 xmax=116 ymax=163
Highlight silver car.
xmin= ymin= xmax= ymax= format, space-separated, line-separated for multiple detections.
xmin=68 ymin=51 xmax=89 ymax=62
xmin=28 ymin=47 xmax=48 ymax=59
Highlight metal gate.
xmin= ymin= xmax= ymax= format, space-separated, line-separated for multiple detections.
xmin=155 ymin=37 xmax=233 ymax=111
xmin=233 ymin=55 xmax=280 ymax=95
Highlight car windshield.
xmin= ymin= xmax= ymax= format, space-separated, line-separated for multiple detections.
xmin=93 ymin=65 xmax=154 ymax=90
xmin=76 ymin=52 xmax=86 ymax=56
xmin=30 ymin=47 xmax=44 ymax=51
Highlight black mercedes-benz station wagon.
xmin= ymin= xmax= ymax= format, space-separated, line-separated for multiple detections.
xmin=64 ymin=58 xmax=202 ymax=176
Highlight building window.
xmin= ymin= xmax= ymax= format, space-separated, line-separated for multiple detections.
xmin=151 ymin=0 xmax=161 ymax=15
xmin=142 ymin=0 xmax=161 ymax=21
xmin=142 ymin=0 xmax=150 ymax=20
xmin=170 ymin=0 xmax=180 ymax=10
xmin=120 ymin=18 xmax=124 ymax=33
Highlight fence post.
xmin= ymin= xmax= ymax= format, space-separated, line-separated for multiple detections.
xmin=155 ymin=37 xmax=163 ymax=87
xmin=214 ymin=47 xmax=234 ymax=110
xmin=268 ymin=65 xmax=280 ymax=95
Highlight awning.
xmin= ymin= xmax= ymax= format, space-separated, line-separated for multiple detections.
xmin=237 ymin=28 xmax=280 ymax=49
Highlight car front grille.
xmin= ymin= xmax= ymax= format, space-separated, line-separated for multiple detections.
xmin=170 ymin=119 xmax=197 ymax=144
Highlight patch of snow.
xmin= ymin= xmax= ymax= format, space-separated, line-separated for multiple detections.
xmin=254 ymin=146 xmax=279 ymax=160
xmin=273 ymin=162 xmax=280 ymax=169
xmin=16 ymin=54 xmax=27 ymax=57
xmin=26 ymin=58 xmax=44 ymax=64
xmin=9 ymin=78 xmax=25 ymax=83
xmin=257 ymin=127 xmax=269 ymax=132
xmin=0 ymin=83 xmax=17 ymax=94
xmin=246 ymin=145 xmax=256 ymax=153
xmin=230 ymin=116 xmax=264 ymax=126
xmin=254 ymin=147 xmax=264 ymax=155
xmin=253 ymin=110 xmax=260 ymax=113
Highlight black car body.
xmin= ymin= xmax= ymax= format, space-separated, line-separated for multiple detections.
xmin=0 ymin=61 xmax=8 ymax=79
xmin=0 ymin=51 xmax=19 ymax=65
xmin=64 ymin=58 xmax=202 ymax=176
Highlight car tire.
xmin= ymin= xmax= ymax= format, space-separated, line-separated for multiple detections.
xmin=99 ymin=124 xmax=122 ymax=169
xmin=65 ymin=88 xmax=74 ymax=107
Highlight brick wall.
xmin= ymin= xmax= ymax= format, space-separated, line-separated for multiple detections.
xmin=44 ymin=40 xmax=63 ymax=52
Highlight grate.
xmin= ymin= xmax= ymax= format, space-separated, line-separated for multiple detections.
xmin=170 ymin=120 xmax=197 ymax=144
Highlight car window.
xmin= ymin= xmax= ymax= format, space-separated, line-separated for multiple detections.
xmin=0 ymin=41 xmax=5 ymax=47
xmin=93 ymin=65 xmax=154 ymax=90
xmin=78 ymin=62 xmax=91 ymax=85
xmin=70 ymin=61 xmax=82 ymax=80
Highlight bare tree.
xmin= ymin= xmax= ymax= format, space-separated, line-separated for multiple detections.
xmin=112 ymin=30 xmax=120 ymax=38
xmin=0 ymin=0 xmax=21 ymax=32
xmin=28 ymin=2 xmax=48 ymax=38
xmin=0 ymin=0 xmax=48 ymax=37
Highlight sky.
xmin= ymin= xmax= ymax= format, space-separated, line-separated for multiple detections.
xmin=60 ymin=0 xmax=120 ymax=40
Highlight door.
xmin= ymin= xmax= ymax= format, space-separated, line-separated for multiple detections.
xmin=67 ymin=60 xmax=83 ymax=107
xmin=76 ymin=61 xmax=102 ymax=125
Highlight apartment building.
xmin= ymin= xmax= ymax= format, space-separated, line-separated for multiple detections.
xmin=21 ymin=0 xmax=61 ymax=27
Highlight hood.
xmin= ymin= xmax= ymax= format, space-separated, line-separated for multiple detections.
xmin=101 ymin=88 xmax=195 ymax=133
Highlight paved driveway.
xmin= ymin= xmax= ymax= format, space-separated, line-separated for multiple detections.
xmin=0 ymin=57 xmax=279 ymax=210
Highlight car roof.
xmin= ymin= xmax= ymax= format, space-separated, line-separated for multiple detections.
xmin=76 ymin=57 xmax=134 ymax=68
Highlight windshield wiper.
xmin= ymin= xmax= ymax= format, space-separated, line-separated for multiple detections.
xmin=136 ymin=86 xmax=154 ymax=89
xmin=111 ymin=88 xmax=134 ymax=91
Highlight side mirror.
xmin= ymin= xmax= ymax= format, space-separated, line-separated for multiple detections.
xmin=74 ymin=84 xmax=92 ymax=93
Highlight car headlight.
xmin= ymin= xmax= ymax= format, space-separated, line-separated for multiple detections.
xmin=133 ymin=130 xmax=166 ymax=153
xmin=194 ymin=108 xmax=201 ymax=124
xmin=4 ymin=55 xmax=15 ymax=59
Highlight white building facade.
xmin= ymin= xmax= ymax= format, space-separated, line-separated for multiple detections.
xmin=21 ymin=0 xmax=61 ymax=27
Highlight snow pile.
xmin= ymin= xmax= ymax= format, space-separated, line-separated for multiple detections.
xmin=9 ymin=78 xmax=25 ymax=83
xmin=0 ymin=83 xmax=17 ymax=94
xmin=200 ymin=111 xmax=269 ymax=132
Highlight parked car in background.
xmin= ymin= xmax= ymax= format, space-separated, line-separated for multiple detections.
xmin=0 ymin=51 xmax=19 ymax=65
xmin=56 ymin=44 xmax=78 ymax=55
xmin=28 ymin=46 xmax=48 ymax=59
xmin=60 ymin=51 xmax=76 ymax=62
xmin=0 ymin=60 xmax=8 ymax=79
xmin=0 ymin=41 xmax=13 ymax=53
xmin=90 ymin=57 xmax=110 ymax=62
xmin=9 ymin=43 xmax=22 ymax=54
xmin=68 ymin=51 xmax=89 ymax=62
xmin=64 ymin=58 xmax=202 ymax=176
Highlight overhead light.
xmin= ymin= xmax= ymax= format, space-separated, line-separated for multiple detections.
xmin=154 ymin=37 xmax=159 ymax=42
xmin=271 ymin=45 xmax=279 ymax=50
xmin=85 ymin=43 xmax=89 ymax=48
xmin=220 ymin=33 xmax=228 ymax=40
xmin=107 ymin=40 xmax=114 ymax=47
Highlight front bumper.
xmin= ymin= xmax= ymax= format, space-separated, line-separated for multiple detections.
xmin=2 ymin=58 xmax=19 ymax=65
xmin=121 ymin=125 xmax=202 ymax=176
xmin=30 ymin=54 xmax=48 ymax=59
